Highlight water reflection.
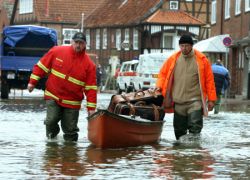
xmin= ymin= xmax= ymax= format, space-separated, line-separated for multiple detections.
xmin=151 ymin=141 xmax=215 ymax=179
xmin=43 ymin=141 xmax=88 ymax=178
xmin=85 ymin=145 xmax=144 ymax=165
xmin=0 ymin=94 xmax=250 ymax=179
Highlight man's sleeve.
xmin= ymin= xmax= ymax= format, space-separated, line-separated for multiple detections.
xmin=156 ymin=58 xmax=170 ymax=89
xmin=205 ymin=58 xmax=217 ymax=101
xmin=29 ymin=49 xmax=54 ymax=86
xmin=84 ymin=63 xmax=97 ymax=111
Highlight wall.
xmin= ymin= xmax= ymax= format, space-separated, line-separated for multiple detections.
xmin=0 ymin=8 xmax=9 ymax=40
xmin=211 ymin=0 xmax=250 ymax=98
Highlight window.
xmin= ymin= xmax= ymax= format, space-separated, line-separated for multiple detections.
xmin=211 ymin=1 xmax=217 ymax=24
xmin=235 ymin=0 xmax=241 ymax=15
xmin=189 ymin=26 xmax=200 ymax=35
xmin=124 ymin=28 xmax=130 ymax=51
xmin=133 ymin=28 xmax=139 ymax=50
xmin=162 ymin=33 xmax=174 ymax=49
xmin=20 ymin=0 xmax=33 ymax=14
xmin=238 ymin=50 xmax=244 ymax=69
xmin=170 ymin=1 xmax=178 ymax=10
xmin=102 ymin=28 xmax=107 ymax=49
xmin=85 ymin=29 xmax=90 ymax=49
xmin=116 ymin=29 xmax=121 ymax=50
xmin=245 ymin=0 xmax=250 ymax=12
xmin=225 ymin=0 xmax=230 ymax=19
xmin=62 ymin=29 xmax=79 ymax=45
xmin=96 ymin=29 xmax=100 ymax=49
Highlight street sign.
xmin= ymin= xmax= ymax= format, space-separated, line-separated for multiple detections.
xmin=223 ymin=36 xmax=232 ymax=47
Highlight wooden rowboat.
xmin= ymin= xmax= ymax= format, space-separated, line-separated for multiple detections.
xmin=87 ymin=109 xmax=165 ymax=148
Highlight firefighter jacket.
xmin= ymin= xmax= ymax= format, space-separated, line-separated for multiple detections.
xmin=29 ymin=45 xmax=97 ymax=110
xmin=156 ymin=49 xmax=217 ymax=116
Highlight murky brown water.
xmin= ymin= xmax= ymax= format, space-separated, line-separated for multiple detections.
xmin=0 ymin=93 xmax=250 ymax=179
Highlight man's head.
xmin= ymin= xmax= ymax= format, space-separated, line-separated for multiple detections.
xmin=216 ymin=59 xmax=222 ymax=65
xmin=72 ymin=32 xmax=87 ymax=53
xmin=179 ymin=34 xmax=193 ymax=55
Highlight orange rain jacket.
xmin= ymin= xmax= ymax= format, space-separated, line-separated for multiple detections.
xmin=156 ymin=49 xmax=217 ymax=116
xmin=29 ymin=45 xmax=97 ymax=110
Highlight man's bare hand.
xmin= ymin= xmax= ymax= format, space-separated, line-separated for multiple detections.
xmin=208 ymin=101 xmax=215 ymax=111
xmin=88 ymin=110 xmax=95 ymax=117
xmin=149 ymin=87 xmax=162 ymax=93
xmin=27 ymin=83 xmax=35 ymax=93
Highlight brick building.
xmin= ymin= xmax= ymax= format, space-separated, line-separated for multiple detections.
xmin=11 ymin=0 xmax=105 ymax=45
xmin=0 ymin=8 xmax=9 ymax=40
xmin=83 ymin=0 xmax=209 ymax=66
xmin=8 ymin=0 xmax=211 ymax=66
xmin=211 ymin=0 xmax=250 ymax=99
xmin=0 ymin=0 xmax=14 ymax=40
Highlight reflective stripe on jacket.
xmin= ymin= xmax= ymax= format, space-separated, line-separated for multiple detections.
xmin=156 ymin=49 xmax=217 ymax=116
xmin=29 ymin=45 xmax=97 ymax=110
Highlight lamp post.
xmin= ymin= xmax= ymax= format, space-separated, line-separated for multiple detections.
xmin=81 ymin=13 xmax=84 ymax=32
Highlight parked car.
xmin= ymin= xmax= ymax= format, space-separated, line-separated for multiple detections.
xmin=116 ymin=59 xmax=138 ymax=94
xmin=133 ymin=53 xmax=171 ymax=91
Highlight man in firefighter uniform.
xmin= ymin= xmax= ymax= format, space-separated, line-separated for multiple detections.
xmin=28 ymin=32 xmax=97 ymax=141
xmin=157 ymin=34 xmax=217 ymax=140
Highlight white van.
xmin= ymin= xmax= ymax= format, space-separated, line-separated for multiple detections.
xmin=116 ymin=59 xmax=139 ymax=93
xmin=133 ymin=53 xmax=171 ymax=91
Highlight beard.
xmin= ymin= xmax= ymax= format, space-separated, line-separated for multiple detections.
xmin=74 ymin=46 xmax=85 ymax=53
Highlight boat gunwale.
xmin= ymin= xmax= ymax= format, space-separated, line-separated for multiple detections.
xmin=87 ymin=109 xmax=165 ymax=125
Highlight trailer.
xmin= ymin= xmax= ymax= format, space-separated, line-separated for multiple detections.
xmin=0 ymin=25 xmax=57 ymax=98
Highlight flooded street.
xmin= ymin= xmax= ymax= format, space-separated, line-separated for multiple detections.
xmin=0 ymin=91 xmax=250 ymax=179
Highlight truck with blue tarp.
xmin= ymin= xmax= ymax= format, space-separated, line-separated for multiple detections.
xmin=0 ymin=25 xmax=57 ymax=98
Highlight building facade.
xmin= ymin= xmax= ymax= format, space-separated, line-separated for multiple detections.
xmin=11 ymin=0 xmax=105 ymax=45
xmin=211 ymin=0 xmax=250 ymax=99
xmin=8 ymin=0 xmax=211 ymax=66
xmin=83 ymin=0 xmax=207 ymax=67
xmin=0 ymin=0 xmax=15 ymax=40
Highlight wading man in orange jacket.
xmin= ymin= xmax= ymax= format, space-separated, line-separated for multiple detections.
xmin=27 ymin=32 xmax=97 ymax=141
xmin=156 ymin=34 xmax=217 ymax=140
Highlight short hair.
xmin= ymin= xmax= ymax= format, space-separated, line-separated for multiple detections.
xmin=179 ymin=34 xmax=194 ymax=45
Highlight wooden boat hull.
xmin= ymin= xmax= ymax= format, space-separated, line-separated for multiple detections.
xmin=87 ymin=110 xmax=165 ymax=148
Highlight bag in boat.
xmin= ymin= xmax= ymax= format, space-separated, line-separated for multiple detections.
xmin=108 ymin=88 xmax=163 ymax=112
xmin=113 ymin=101 xmax=165 ymax=121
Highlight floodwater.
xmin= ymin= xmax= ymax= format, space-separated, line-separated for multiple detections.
xmin=0 ymin=91 xmax=250 ymax=179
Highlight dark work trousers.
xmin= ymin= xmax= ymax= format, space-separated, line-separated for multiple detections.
xmin=173 ymin=101 xmax=203 ymax=140
xmin=44 ymin=100 xmax=80 ymax=141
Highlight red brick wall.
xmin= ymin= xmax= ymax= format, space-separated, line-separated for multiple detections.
xmin=0 ymin=0 xmax=15 ymax=18
xmin=0 ymin=8 xmax=9 ymax=40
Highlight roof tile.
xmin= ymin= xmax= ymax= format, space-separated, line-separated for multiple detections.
xmin=34 ymin=0 xmax=106 ymax=23
xmin=145 ymin=9 xmax=205 ymax=25
xmin=85 ymin=0 xmax=162 ymax=27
